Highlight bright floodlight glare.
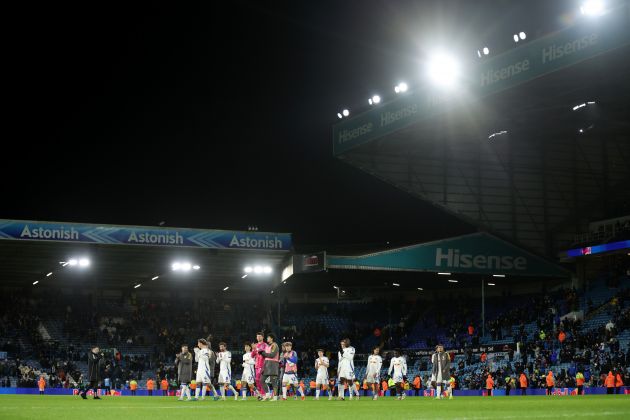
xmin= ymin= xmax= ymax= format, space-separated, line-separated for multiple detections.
xmin=448 ymin=279 xmax=459 ymax=283
xmin=513 ymin=34 xmax=519 ymax=43
xmin=192 ymin=265 xmax=200 ymax=270
xmin=581 ymin=0 xmax=604 ymax=15
xmin=372 ymin=95 xmax=381 ymax=104
xmin=242 ymin=274 xmax=248 ymax=279
xmin=254 ymin=266 xmax=263 ymax=274
xmin=46 ymin=272 xmax=53 ymax=277
xmin=438 ymin=272 xmax=451 ymax=275
xmin=342 ymin=109 xmax=349 ymax=117
xmin=392 ymin=283 xmax=400 ymax=287
xmin=417 ymin=287 xmax=423 ymax=291
xmin=181 ymin=262 xmax=192 ymax=271
xmin=134 ymin=284 xmax=141 ymax=289
xmin=263 ymin=266 xmax=272 ymax=274
xmin=477 ymin=50 xmax=482 ymax=58
xmin=152 ymin=276 xmax=159 ymax=280
xmin=79 ymin=258 xmax=90 ymax=267
xmin=519 ymin=31 xmax=526 ymax=40
xmin=398 ymin=82 xmax=408 ymax=93
xmin=337 ymin=112 xmax=342 ymax=119
xmin=368 ymin=98 xmax=373 ymax=105
xmin=223 ymin=286 xmax=229 ymax=291
xmin=244 ymin=266 xmax=253 ymax=273
xmin=426 ymin=53 xmax=460 ymax=87
xmin=482 ymin=47 xmax=489 ymax=55
xmin=488 ymin=283 xmax=496 ymax=286
xmin=33 ymin=281 xmax=39 ymax=285
xmin=68 ymin=259 xmax=78 ymax=266
xmin=493 ymin=274 xmax=506 ymax=278
xmin=172 ymin=262 xmax=181 ymax=271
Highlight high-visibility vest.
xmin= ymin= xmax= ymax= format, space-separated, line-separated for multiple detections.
xmin=486 ymin=376 xmax=494 ymax=389
xmin=576 ymin=373 xmax=585 ymax=386
xmin=615 ymin=374 xmax=623 ymax=387
xmin=546 ymin=374 xmax=554 ymax=387
xmin=519 ymin=374 xmax=527 ymax=387
xmin=605 ymin=374 xmax=615 ymax=387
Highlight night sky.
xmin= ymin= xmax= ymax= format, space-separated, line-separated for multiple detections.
xmin=5 ymin=1 xmax=574 ymax=248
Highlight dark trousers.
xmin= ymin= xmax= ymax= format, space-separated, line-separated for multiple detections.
xmin=577 ymin=385 xmax=583 ymax=395
xmin=414 ymin=388 xmax=420 ymax=396
xmin=261 ymin=374 xmax=278 ymax=395
xmin=521 ymin=388 xmax=526 ymax=396
xmin=131 ymin=390 xmax=136 ymax=396
xmin=506 ymin=386 xmax=511 ymax=396
xmin=486 ymin=389 xmax=492 ymax=396
xmin=607 ymin=387 xmax=614 ymax=394
xmin=148 ymin=390 xmax=153 ymax=396
xmin=546 ymin=386 xmax=553 ymax=395
xmin=615 ymin=387 xmax=621 ymax=394
xmin=162 ymin=390 xmax=167 ymax=396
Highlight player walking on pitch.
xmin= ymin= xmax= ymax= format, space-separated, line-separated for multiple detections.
xmin=240 ymin=342 xmax=257 ymax=400
xmin=314 ymin=349 xmax=331 ymax=400
xmin=175 ymin=344 xmax=193 ymax=401
xmin=388 ymin=350 xmax=407 ymax=400
xmin=337 ymin=338 xmax=355 ymax=400
xmin=281 ymin=342 xmax=305 ymax=400
xmin=252 ymin=332 xmax=267 ymax=398
xmin=366 ymin=347 xmax=383 ymax=400
xmin=217 ymin=342 xmax=238 ymax=400
xmin=431 ymin=344 xmax=451 ymax=400
xmin=193 ymin=338 xmax=218 ymax=401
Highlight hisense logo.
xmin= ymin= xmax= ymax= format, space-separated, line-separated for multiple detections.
xmin=435 ymin=248 xmax=526 ymax=270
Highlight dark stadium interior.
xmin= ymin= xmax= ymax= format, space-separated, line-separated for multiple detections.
xmin=1 ymin=0 xmax=629 ymax=413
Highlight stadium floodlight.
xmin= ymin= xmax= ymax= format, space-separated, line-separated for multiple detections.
xmin=192 ymin=265 xmax=200 ymax=270
xmin=587 ymin=101 xmax=596 ymax=105
xmin=438 ymin=272 xmax=451 ymax=275
xmin=581 ymin=0 xmax=604 ymax=16
xmin=395 ymin=82 xmax=408 ymax=93
xmin=487 ymin=283 xmax=496 ymax=286
xmin=242 ymin=274 xmax=248 ymax=279
xmin=254 ymin=266 xmax=263 ymax=274
xmin=46 ymin=272 xmax=53 ymax=277
xmin=181 ymin=262 xmax=192 ymax=271
xmin=392 ymin=283 xmax=400 ymax=287
xmin=244 ymin=266 xmax=253 ymax=273
xmin=263 ymin=266 xmax=272 ymax=274
xmin=223 ymin=286 xmax=229 ymax=291
xmin=519 ymin=32 xmax=526 ymax=40
xmin=573 ymin=103 xmax=587 ymax=111
xmin=79 ymin=258 xmax=90 ymax=267
xmin=488 ymin=130 xmax=508 ymax=139
xmin=134 ymin=284 xmax=141 ymax=289
xmin=152 ymin=276 xmax=159 ymax=280
xmin=482 ymin=47 xmax=490 ymax=55
xmin=426 ymin=52 xmax=460 ymax=88
xmin=68 ymin=259 xmax=78 ymax=266
xmin=172 ymin=262 xmax=181 ymax=271
xmin=513 ymin=34 xmax=519 ymax=43
xmin=342 ymin=109 xmax=350 ymax=117
xmin=33 ymin=281 xmax=39 ymax=285
xmin=417 ymin=287 xmax=423 ymax=291
xmin=337 ymin=112 xmax=343 ymax=119
xmin=579 ymin=129 xmax=584 ymax=133
xmin=448 ymin=279 xmax=458 ymax=283
xmin=477 ymin=50 xmax=482 ymax=58
xmin=493 ymin=274 xmax=506 ymax=278
xmin=368 ymin=95 xmax=381 ymax=105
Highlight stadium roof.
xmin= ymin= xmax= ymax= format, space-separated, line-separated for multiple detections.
xmin=0 ymin=219 xmax=292 ymax=291
xmin=332 ymin=5 xmax=630 ymax=259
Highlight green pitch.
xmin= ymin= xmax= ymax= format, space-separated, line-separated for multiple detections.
xmin=0 ymin=394 xmax=628 ymax=419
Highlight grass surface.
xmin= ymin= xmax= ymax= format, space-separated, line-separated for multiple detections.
xmin=0 ymin=394 xmax=629 ymax=419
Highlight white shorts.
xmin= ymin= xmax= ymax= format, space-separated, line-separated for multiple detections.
xmin=366 ymin=371 xmax=380 ymax=383
xmin=218 ymin=369 xmax=231 ymax=384
xmin=282 ymin=372 xmax=299 ymax=385
xmin=196 ymin=371 xmax=211 ymax=384
xmin=338 ymin=364 xmax=354 ymax=380
xmin=316 ymin=374 xmax=328 ymax=385
xmin=241 ymin=367 xmax=255 ymax=384
xmin=392 ymin=372 xmax=404 ymax=383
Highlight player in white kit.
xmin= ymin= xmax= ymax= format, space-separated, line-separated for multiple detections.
xmin=193 ymin=338 xmax=218 ymax=400
xmin=314 ymin=349 xmax=331 ymax=400
xmin=240 ymin=342 xmax=256 ymax=400
xmin=366 ymin=346 xmax=383 ymax=400
xmin=217 ymin=342 xmax=238 ymax=400
xmin=388 ymin=350 xmax=408 ymax=400
xmin=337 ymin=338 xmax=355 ymax=400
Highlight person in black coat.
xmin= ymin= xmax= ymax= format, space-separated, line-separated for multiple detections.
xmin=81 ymin=346 xmax=103 ymax=399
